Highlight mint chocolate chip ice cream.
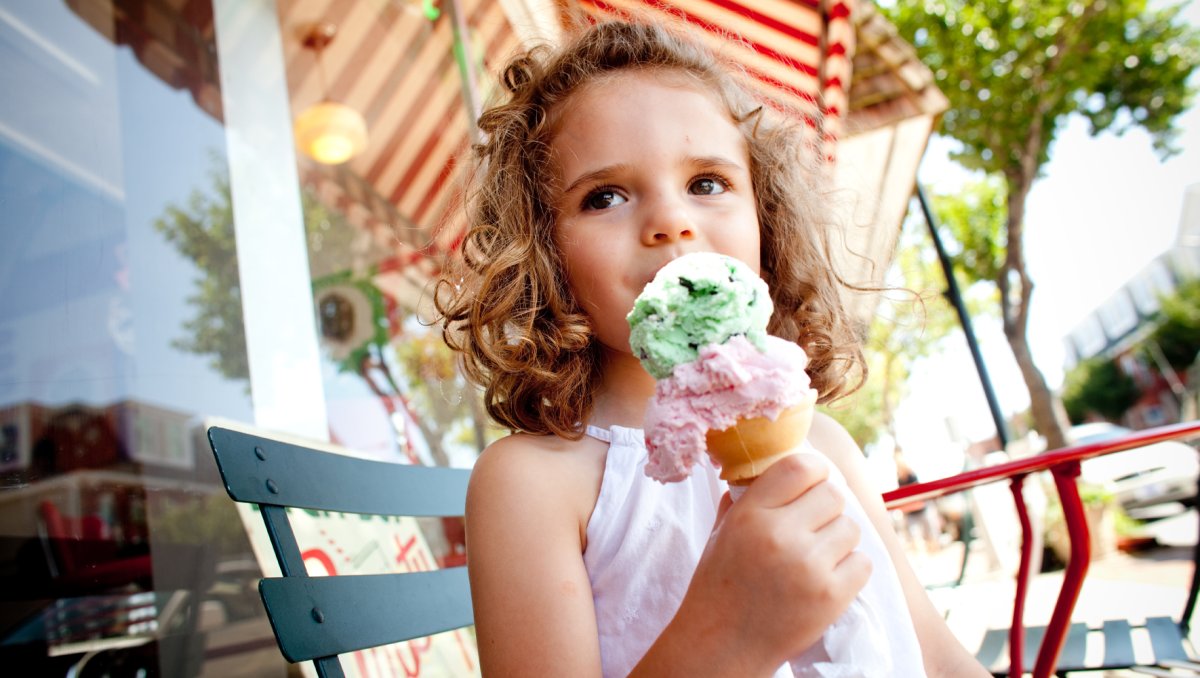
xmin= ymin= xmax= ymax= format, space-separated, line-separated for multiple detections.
xmin=626 ymin=252 xmax=772 ymax=380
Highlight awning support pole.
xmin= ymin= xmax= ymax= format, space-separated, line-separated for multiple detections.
xmin=916 ymin=183 xmax=1010 ymax=450
xmin=445 ymin=0 xmax=482 ymax=144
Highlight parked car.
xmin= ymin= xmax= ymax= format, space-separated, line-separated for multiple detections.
xmin=1068 ymin=422 xmax=1199 ymax=516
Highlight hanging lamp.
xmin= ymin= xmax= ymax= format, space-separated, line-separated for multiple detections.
xmin=294 ymin=23 xmax=368 ymax=165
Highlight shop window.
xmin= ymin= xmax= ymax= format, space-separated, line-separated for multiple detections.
xmin=0 ymin=1 xmax=280 ymax=674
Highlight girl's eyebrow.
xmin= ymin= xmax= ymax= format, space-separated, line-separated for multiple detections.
xmin=562 ymin=163 xmax=631 ymax=197
xmin=691 ymin=155 xmax=747 ymax=173
xmin=562 ymin=155 xmax=746 ymax=196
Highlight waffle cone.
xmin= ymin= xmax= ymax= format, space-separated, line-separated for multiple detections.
xmin=705 ymin=390 xmax=818 ymax=485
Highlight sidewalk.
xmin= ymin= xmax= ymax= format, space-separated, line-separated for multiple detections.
xmin=905 ymin=510 xmax=1198 ymax=676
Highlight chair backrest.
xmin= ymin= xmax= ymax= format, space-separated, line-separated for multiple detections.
xmin=207 ymin=426 xmax=473 ymax=678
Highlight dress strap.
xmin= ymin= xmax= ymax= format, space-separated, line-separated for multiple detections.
xmin=583 ymin=425 xmax=612 ymax=443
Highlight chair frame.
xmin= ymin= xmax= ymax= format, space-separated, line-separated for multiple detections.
xmin=207 ymin=426 xmax=473 ymax=678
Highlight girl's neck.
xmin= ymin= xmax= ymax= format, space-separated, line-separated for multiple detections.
xmin=588 ymin=348 xmax=656 ymax=430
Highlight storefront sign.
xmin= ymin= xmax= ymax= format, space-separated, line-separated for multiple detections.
xmin=237 ymin=503 xmax=479 ymax=677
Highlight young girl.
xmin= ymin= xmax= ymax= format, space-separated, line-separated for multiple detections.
xmin=437 ymin=19 xmax=988 ymax=678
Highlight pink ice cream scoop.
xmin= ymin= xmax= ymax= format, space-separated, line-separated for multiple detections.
xmin=643 ymin=335 xmax=817 ymax=483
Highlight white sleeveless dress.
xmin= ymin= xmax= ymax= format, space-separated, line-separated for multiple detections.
xmin=581 ymin=424 xmax=927 ymax=677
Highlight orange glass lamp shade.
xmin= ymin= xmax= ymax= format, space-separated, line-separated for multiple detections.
xmin=294 ymin=101 xmax=368 ymax=165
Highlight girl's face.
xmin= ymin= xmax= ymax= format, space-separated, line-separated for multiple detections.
xmin=551 ymin=69 xmax=762 ymax=358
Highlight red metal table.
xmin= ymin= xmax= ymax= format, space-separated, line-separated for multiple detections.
xmin=882 ymin=420 xmax=1200 ymax=677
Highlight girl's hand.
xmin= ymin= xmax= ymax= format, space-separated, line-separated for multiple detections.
xmin=673 ymin=453 xmax=871 ymax=673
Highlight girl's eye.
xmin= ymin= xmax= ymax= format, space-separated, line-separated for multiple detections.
xmin=690 ymin=176 xmax=729 ymax=195
xmin=582 ymin=189 xmax=626 ymax=211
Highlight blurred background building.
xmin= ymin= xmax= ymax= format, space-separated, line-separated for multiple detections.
xmin=1063 ymin=183 xmax=1200 ymax=428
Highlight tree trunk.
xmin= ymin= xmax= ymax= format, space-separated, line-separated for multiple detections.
xmin=1006 ymin=322 xmax=1069 ymax=450
xmin=1002 ymin=172 xmax=1070 ymax=452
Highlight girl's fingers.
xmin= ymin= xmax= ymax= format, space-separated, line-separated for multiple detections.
xmin=783 ymin=476 xmax=846 ymax=530
xmin=833 ymin=550 xmax=873 ymax=593
xmin=813 ymin=513 xmax=862 ymax=564
xmin=739 ymin=452 xmax=829 ymax=509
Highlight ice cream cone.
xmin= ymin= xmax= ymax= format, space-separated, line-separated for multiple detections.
xmin=705 ymin=390 xmax=819 ymax=485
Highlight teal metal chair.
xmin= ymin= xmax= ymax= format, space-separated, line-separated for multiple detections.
xmin=206 ymin=426 xmax=473 ymax=678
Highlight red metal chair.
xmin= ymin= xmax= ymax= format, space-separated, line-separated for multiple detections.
xmin=37 ymin=500 xmax=153 ymax=594
xmin=883 ymin=421 xmax=1200 ymax=677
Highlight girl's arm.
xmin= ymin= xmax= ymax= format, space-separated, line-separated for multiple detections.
xmin=467 ymin=434 xmax=870 ymax=677
xmin=810 ymin=413 xmax=991 ymax=678
xmin=465 ymin=434 xmax=605 ymax=675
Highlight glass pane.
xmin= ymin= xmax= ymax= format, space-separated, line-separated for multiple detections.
xmin=0 ymin=1 xmax=282 ymax=674
xmin=269 ymin=1 xmax=509 ymax=672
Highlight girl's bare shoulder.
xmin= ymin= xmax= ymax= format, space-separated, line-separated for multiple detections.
xmin=473 ymin=431 xmax=609 ymax=482
xmin=807 ymin=411 xmax=862 ymax=468
xmin=806 ymin=412 xmax=882 ymax=497
xmin=468 ymin=431 xmax=609 ymax=545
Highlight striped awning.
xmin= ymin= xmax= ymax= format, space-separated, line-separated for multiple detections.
xmin=69 ymin=0 xmax=945 ymax=318
xmin=569 ymin=0 xmax=854 ymax=149
xmin=276 ymin=0 xmax=861 ymax=294
xmin=277 ymin=0 xmax=523 ymax=274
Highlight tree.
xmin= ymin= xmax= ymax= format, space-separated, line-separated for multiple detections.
xmin=155 ymin=158 xmax=360 ymax=385
xmin=156 ymin=158 xmax=492 ymax=463
xmin=1061 ymin=356 xmax=1140 ymax=423
xmin=884 ymin=0 xmax=1200 ymax=450
xmin=931 ymin=176 xmax=1007 ymax=287
xmin=1145 ymin=276 xmax=1200 ymax=370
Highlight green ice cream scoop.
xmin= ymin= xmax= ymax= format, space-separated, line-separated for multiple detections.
xmin=627 ymin=252 xmax=773 ymax=379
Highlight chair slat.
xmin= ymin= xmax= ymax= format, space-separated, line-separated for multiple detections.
xmin=1022 ymin=625 xmax=1047 ymax=673
xmin=1146 ymin=617 xmax=1190 ymax=664
xmin=260 ymin=568 xmax=474 ymax=662
xmin=209 ymin=427 xmax=470 ymax=516
xmin=978 ymin=622 xmax=1095 ymax=674
xmin=1056 ymin=622 xmax=1089 ymax=670
xmin=979 ymin=617 xmax=1197 ymax=676
xmin=1131 ymin=667 xmax=1185 ymax=677
xmin=1102 ymin=619 xmax=1136 ymax=668
xmin=1160 ymin=659 xmax=1200 ymax=671
xmin=976 ymin=627 xmax=1008 ymax=671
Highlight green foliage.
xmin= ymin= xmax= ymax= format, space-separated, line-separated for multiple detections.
xmin=152 ymin=493 xmax=249 ymax=558
xmin=388 ymin=328 xmax=504 ymax=461
xmin=154 ymin=166 xmax=247 ymax=382
xmin=885 ymin=0 xmax=1200 ymax=177
xmin=1061 ymin=357 xmax=1140 ymax=423
xmin=884 ymin=0 xmax=1199 ymax=448
xmin=154 ymin=156 xmax=356 ymax=384
xmin=931 ymin=176 xmax=1007 ymax=286
xmin=825 ymin=217 xmax=980 ymax=449
xmin=824 ymin=353 xmax=888 ymax=450
xmin=1145 ymin=277 xmax=1200 ymax=369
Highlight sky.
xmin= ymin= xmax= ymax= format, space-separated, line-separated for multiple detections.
xmin=889 ymin=1 xmax=1200 ymax=479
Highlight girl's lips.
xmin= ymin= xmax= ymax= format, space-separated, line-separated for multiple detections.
xmin=643 ymin=252 xmax=697 ymax=286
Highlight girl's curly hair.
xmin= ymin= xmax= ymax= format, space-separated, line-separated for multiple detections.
xmin=436 ymin=19 xmax=866 ymax=439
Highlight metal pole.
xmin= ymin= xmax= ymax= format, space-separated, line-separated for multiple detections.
xmin=916 ymin=183 xmax=1010 ymax=450
xmin=445 ymin=0 xmax=482 ymax=145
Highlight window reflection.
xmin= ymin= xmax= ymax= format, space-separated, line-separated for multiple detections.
xmin=0 ymin=1 xmax=276 ymax=675
xmin=2 ymin=0 xmax=505 ymax=673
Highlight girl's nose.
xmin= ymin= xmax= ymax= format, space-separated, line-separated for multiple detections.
xmin=641 ymin=200 xmax=695 ymax=245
